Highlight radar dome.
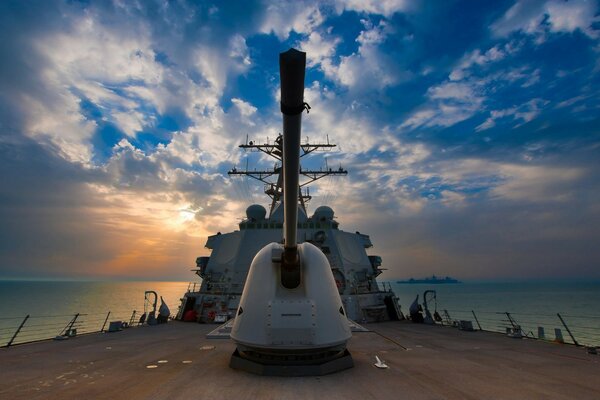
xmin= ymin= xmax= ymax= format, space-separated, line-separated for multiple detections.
xmin=313 ymin=206 xmax=334 ymax=221
xmin=246 ymin=204 xmax=267 ymax=221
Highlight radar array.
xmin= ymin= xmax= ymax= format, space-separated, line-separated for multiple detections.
xmin=228 ymin=134 xmax=347 ymax=215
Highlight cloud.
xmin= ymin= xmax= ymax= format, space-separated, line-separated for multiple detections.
xmin=111 ymin=111 xmax=147 ymax=137
xmin=555 ymin=94 xmax=591 ymax=109
xmin=232 ymin=98 xmax=258 ymax=117
xmin=401 ymin=82 xmax=485 ymax=129
xmin=10 ymin=11 xmax=163 ymax=161
xmin=319 ymin=20 xmax=408 ymax=90
xmin=490 ymin=0 xmax=548 ymax=38
xmin=260 ymin=2 xmax=324 ymax=40
xmin=19 ymin=89 xmax=98 ymax=163
xmin=0 ymin=138 xmax=185 ymax=279
xmin=449 ymin=41 xmax=523 ymax=81
xmin=491 ymin=163 xmax=584 ymax=202
xmin=327 ymin=152 xmax=600 ymax=280
xmin=333 ymin=0 xmax=415 ymax=17
xmin=491 ymin=0 xmax=600 ymax=39
xmin=298 ymin=31 xmax=342 ymax=68
xmin=0 ymin=1 xmax=272 ymax=279
xmin=1 ymin=0 xmax=599 ymax=282
xmin=521 ymin=68 xmax=540 ymax=87
xmin=231 ymin=98 xmax=258 ymax=126
xmin=401 ymin=35 xmax=549 ymax=134
xmin=0 ymin=131 xmax=251 ymax=280
xmin=229 ymin=34 xmax=252 ymax=66
xmin=476 ymin=98 xmax=549 ymax=131
xmin=1 ymin=2 xmax=259 ymax=169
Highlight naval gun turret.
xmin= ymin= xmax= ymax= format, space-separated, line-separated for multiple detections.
xmin=229 ymin=49 xmax=353 ymax=376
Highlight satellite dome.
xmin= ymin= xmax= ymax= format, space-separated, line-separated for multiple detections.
xmin=313 ymin=206 xmax=334 ymax=221
xmin=246 ymin=204 xmax=267 ymax=221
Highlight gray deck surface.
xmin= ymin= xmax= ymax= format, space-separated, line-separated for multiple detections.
xmin=1 ymin=321 xmax=599 ymax=399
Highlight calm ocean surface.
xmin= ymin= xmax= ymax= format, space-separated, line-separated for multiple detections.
xmin=391 ymin=280 xmax=600 ymax=346
xmin=0 ymin=281 xmax=190 ymax=345
xmin=0 ymin=280 xmax=598 ymax=346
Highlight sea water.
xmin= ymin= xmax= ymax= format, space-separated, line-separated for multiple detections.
xmin=0 ymin=281 xmax=189 ymax=345
xmin=0 ymin=280 xmax=598 ymax=346
xmin=390 ymin=281 xmax=600 ymax=346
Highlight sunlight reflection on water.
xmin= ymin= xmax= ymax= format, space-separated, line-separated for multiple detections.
xmin=0 ymin=280 xmax=195 ymax=345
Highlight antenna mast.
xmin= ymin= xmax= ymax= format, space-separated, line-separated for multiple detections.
xmin=228 ymin=137 xmax=347 ymax=215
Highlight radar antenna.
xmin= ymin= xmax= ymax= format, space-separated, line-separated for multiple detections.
xmin=228 ymin=135 xmax=347 ymax=215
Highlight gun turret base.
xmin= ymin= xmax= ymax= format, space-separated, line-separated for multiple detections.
xmin=230 ymin=348 xmax=353 ymax=376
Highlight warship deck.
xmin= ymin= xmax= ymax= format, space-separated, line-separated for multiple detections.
xmin=1 ymin=321 xmax=599 ymax=400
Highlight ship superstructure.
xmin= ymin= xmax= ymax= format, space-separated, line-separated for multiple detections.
xmin=177 ymin=130 xmax=402 ymax=324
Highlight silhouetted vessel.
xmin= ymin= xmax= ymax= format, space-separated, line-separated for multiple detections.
xmin=397 ymin=275 xmax=461 ymax=284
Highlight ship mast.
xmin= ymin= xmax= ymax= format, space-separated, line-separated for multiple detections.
xmin=228 ymin=134 xmax=347 ymax=216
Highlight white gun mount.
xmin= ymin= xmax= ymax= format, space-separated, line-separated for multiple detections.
xmin=229 ymin=49 xmax=353 ymax=376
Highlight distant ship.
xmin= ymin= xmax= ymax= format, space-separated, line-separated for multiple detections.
xmin=397 ymin=275 xmax=461 ymax=284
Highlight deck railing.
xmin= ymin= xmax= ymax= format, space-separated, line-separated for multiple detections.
xmin=2 ymin=306 xmax=598 ymax=348
xmin=0 ymin=308 xmax=142 ymax=348
xmin=441 ymin=308 xmax=600 ymax=347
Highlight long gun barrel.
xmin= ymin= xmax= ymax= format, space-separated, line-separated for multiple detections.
xmin=279 ymin=48 xmax=306 ymax=286
xmin=230 ymin=50 xmax=353 ymax=375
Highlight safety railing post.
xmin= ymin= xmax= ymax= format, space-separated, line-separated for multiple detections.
xmin=505 ymin=312 xmax=517 ymax=329
xmin=59 ymin=313 xmax=80 ymax=337
xmin=443 ymin=309 xmax=452 ymax=325
xmin=100 ymin=311 xmax=111 ymax=333
xmin=129 ymin=310 xmax=137 ymax=326
xmin=7 ymin=314 xmax=30 ymax=347
xmin=557 ymin=313 xmax=579 ymax=346
xmin=472 ymin=310 xmax=482 ymax=330
xmin=70 ymin=313 xmax=80 ymax=332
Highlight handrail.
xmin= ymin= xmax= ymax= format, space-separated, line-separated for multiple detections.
xmin=2 ymin=306 xmax=598 ymax=347
xmin=0 ymin=307 xmax=149 ymax=348
xmin=440 ymin=308 xmax=599 ymax=346
xmin=445 ymin=309 xmax=600 ymax=319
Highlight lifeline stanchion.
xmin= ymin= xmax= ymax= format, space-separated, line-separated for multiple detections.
xmin=472 ymin=310 xmax=482 ymax=330
xmin=129 ymin=310 xmax=137 ymax=326
xmin=557 ymin=313 xmax=580 ymax=346
xmin=6 ymin=314 xmax=29 ymax=347
xmin=100 ymin=311 xmax=111 ymax=333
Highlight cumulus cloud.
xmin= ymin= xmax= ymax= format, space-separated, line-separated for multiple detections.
xmin=0 ymin=1 xmax=269 ymax=278
xmin=229 ymin=34 xmax=252 ymax=66
xmin=20 ymin=89 xmax=97 ymax=163
xmin=17 ymin=13 xmax=161 ymax=160
xmin=260 ymin=2 xmax=324 ymax=40
xmin=298 ymin=31 xmax=342 ymax=68
xmin=8 ymin=2 xmax=257 ymax=169
xmin=319 ymin=19 xmax=407 ymax=90
xmin=232 ymin=98 xmax=258 ymax=117
xmin=333 ymin=0 xmax=415 ymax=17
xmin=0 ymin=138 xmax=205 ymax=279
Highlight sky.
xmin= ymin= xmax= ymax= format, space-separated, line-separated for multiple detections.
xmin=0 ymin=0 xmax=599 ymax=281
